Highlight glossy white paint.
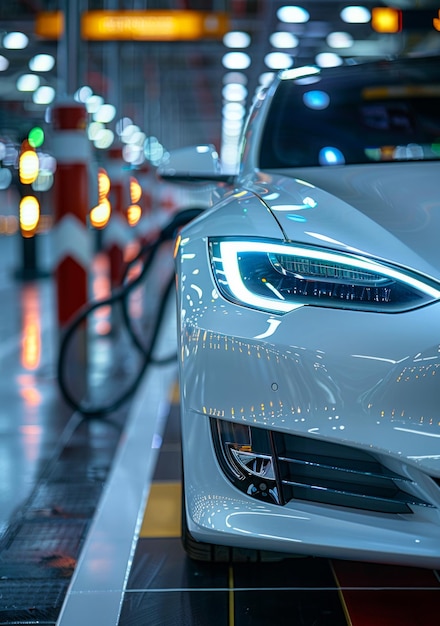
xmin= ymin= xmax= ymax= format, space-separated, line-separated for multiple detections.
xmin=167 ymin=55 xmax=440 ymax=566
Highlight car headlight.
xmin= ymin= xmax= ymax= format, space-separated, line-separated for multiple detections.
xmin=209 ymin=238 xmax=440 ymax=314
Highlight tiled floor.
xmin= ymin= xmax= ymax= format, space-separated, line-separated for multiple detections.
xmin=1 ymin=231 xmax=440 ymax=626
xmin=0 ymin=230 xmax=178 ymax=625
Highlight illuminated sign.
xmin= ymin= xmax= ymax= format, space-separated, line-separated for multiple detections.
xmin=371 ymin=7 xmax=440 ymax=33
xmin=36 ymin=10 xmax=230 ymax=41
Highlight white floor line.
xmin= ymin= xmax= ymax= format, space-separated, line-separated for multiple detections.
xmin=56 ymin=301 xmax=178 ymax=626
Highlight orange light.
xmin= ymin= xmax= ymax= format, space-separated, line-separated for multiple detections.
xmin=35 ymin=10 xmax=64 ymax=39
xmin=98 ymin=167 xmax=111 ymax=202
xmin=36 ymin=10 xmax=229 ymax=41
xmin=127 ymin=204 xmax=142 ymax=226
xmin=434 ymin=10 xmax=440 ymax=30
xmin=19 ymin=196 xmax=40 ymax=236
xmin=371 ymin=7 xmax=402 ymax=33
xmin=91 ymin=168 xmax=112 ymax=228
xmin=130 ymin=176 xmax=142 ymax=203
xmin=90 ymin=199 xmax=111 ymax=229
xmin=19 ymin=149 xmax=39 ymax=184
xmin=82 ymin=10 xmax=229 ymax=41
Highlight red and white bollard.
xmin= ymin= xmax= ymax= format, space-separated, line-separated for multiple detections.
xmin=51 ymin=100 xmax=92 ymax=328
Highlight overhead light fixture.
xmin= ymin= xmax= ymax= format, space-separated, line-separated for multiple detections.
xmin=326 ymin=31 xmax=354 ymax=48
xmin=270 ymin=32 xmax=299 ymax=49
xmin=29 ymin=54 xmax=55 ymax=72
xmin=264 ymin=52 xmax=294 ymax=70
xmin=222 ymin=52 xmax=251 ymax=70
xmin=0 ymin=55 xmax=9 ymax=71
xmin=222 ymin=83 xmax=248 ymax=101
xmin=93 ymin=103 xmax=116 ymax=123
xmin=277 ymin=6 xmax=310 ymax=23
xmin=340 ymin=6 xmax=371 ymax=23
xmin=33 ymin=86 xmax=55 ymax=104
xmin=223 ymin=31 xmax=251 ymax=48
xmin=17 ymin=74 xmax=40 ymax=92
xmin=3 ymin=31 xmax=29 ymax=49
xmin=315 ymin=52 xmax=343 ymax=68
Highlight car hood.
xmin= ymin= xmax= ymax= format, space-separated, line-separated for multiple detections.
xmin=248 ymin=161 xmax=440 ymax=282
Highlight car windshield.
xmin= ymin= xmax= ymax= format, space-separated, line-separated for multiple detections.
xmin=259 ymin=57 xmax=440 ymax=169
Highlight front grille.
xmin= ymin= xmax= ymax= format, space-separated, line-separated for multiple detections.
xmin=212 ymin=419 xmax=434 ymax=515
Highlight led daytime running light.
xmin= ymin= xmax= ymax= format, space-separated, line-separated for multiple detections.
xmin=210 ymin=238 xmax=440 ymax=314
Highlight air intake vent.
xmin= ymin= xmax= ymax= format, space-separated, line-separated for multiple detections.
xmin=212 ymin=419 xmax=433 ymax=515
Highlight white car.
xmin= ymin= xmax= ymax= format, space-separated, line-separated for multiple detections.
xmin=159 ymin=54 xmax=440 ymax=567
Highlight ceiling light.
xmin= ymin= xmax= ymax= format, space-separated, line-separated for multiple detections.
xmin=88 ymin=122 xmax=105 ymax=141
xmin=86 ymin=95 xmax=104 ymax=113
xmin=222 ymin=83 xmax=248 ymax=101
xmin=3 ymin=32 xmax=29 ymax=49
xmin=223 ymin=31 xmax=251 ymax=48
xmin=222 ymin=52 xmax=251 ymax=70
xmin=0 ymin=55 xmax=9 ymax=71
xmin=277 ymin=6 xmax=310 ymax=23
xmin=94 ymin=129 xmax=114 ymax=150
xmin=264 ymin=52 xmax=294 ymax=70
xmin=326 ymin=31 xmax=354 ymax=48
xmin=259 ymin=72 xmax=276 ymax=87
xmin=270 ymin=32 xmax=299 ymax=48
xmin=223 ymin=72 xmax=248 ymax=85
xmin=17 ymin=74 xmax=40 ymax=92
xmin=93 ymin=103 xmax=116 ymax=123
xmin=340 ymin=6 xmax=371 ymax=23
xmin=223 ymin=102 xmax=246 ymax=121
xmin=33 ymin=86 xmax=55 ymax=104
xmin=75 ymin=86 xmax=93 ymax=103
xmin=315 ymin=52 xmax=343 ymax=67
xmin=29 ymin=54 xmax=55 ymax=72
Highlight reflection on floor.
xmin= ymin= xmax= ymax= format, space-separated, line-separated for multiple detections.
xmin=1 ymin=233 xmax=440 ymax=626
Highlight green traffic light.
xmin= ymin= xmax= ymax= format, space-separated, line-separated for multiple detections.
xmin=28 ymin=126 xmax=45 ymax=148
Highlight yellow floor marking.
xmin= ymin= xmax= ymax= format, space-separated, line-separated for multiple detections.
xmin=140 ymin=481 xmax=182 ymax=538
xmin=330 ymin=562 xmax=353 ymax=626
xmin=228 ymin=565 xmax=235 ymax=626
xmin=169 ymin=380 xmax=180 ymax=404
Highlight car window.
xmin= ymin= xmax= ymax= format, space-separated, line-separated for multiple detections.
xmin=259 ymin=59 xmax=440 ymax=168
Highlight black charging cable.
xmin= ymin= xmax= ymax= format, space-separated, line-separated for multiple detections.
xmin=56 ymin=207 xmax=204 ymax=418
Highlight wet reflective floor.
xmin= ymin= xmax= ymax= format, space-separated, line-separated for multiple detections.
xmin=1 ymin=233 xmax=440 ymax=626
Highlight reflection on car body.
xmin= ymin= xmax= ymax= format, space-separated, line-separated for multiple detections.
xmin=159 ymin=54 xmax=440 ymax=567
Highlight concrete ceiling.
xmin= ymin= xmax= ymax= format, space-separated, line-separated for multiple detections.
xmin=1 ymin=0 xmax=440 ymax=153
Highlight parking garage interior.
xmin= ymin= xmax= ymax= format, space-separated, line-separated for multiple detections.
xmin=1 ymin=1 xmax=440 ymax=625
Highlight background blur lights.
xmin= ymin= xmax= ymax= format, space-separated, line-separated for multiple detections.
xmin=222 ymin=51 xmax=251 ymax=70
xmin=74 ymin=85 xmax=93 ymax=102
xmin=223 ymin=31 xmax=251 ymax=48
xmin=17 ymin=74 xmax=40 ymax=92
xmin=326 ymin=32 xmax=354 ymax=48
xmin=29 ymin=54 xmax=55 ymax=72
xmin=3 ymin=32 xmax=29 ymax=49
xmin=264 ymin=51 xmax=294 ymax=70
xmin=19 ymin=196 xmax=40 ymax=235
xmin=222 ymin=83 xmax=248 ymax=101
xmin=0 ymin=168 xmax=12 ymax=190
xmin=277 ymin=6 xmax=310 ymax=23
xmin=33 ymin=86 xmax=55 ymax=104
xmin=93 ymin=103 xmax=116 ymax=123
xmin=340 ymin=6 xmax=371 ymax=23
xmin=86 ymin=94 xmax=104 ymax=113
xmin=0 ymin=56 xmax=9 ymax=71
xmin=94 ymin=129 xmax=114 ymax=150
xmin=270 ymin=32 xmax=299 ymax=49
xmin=315 ymin=52 xmax=343 ymax=67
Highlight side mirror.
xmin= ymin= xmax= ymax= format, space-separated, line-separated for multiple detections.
xmin=157 ymin=144 xmax=235 ymax=184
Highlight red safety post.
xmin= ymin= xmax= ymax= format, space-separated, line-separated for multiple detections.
xmin=51 ymin=100 xmax=91 ymax=328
